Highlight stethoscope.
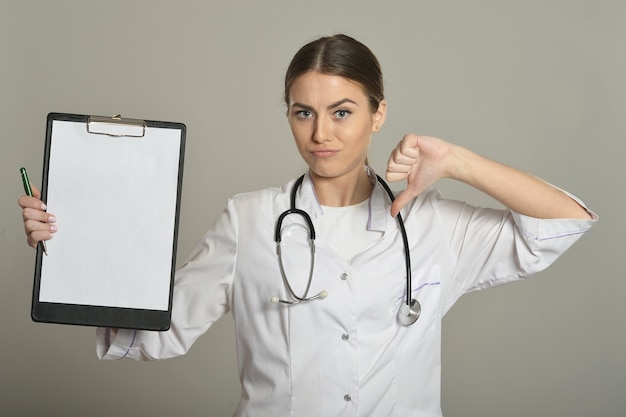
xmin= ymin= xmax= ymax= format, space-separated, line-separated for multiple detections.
xmin=271 ymin=174 xmax=421 ymax=326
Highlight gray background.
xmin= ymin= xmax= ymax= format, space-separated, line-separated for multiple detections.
xmin=1 ymin=1 xmax=623 ymax=416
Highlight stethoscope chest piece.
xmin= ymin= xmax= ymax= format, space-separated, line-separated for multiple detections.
xmin=398 ymin=298 xmax=421 ymax=326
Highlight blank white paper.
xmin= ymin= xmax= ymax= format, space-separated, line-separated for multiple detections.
xmin=38 ymin=120 xmax=181 ymax=311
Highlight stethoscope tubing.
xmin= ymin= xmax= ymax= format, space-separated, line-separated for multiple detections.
xmin=273 ymin=173 xmax=419 ymax=324
xmin=374 ymin=175 xmax=412 ymax=308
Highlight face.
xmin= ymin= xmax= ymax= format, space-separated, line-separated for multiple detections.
xmin=287 ymin=71 xmax=386 ymax=183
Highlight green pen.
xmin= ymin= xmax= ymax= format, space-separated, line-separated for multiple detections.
xmin=20 ymin=167 xmax=48 ymax=255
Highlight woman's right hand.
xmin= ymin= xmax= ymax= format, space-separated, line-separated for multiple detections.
xmin=17 ymin=186 xmax=57 ymax=249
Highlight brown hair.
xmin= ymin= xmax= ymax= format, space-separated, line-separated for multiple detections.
xmin=284 ymin=34 xmax=384 ymax=113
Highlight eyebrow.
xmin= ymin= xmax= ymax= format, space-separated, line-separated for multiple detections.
xmin=291 ymin=98 xmax=359 ymax=111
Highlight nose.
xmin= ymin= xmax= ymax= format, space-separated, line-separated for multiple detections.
xmin=312 ymin=116 xmax=331 ymax=143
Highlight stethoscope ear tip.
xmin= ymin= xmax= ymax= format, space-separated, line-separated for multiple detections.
xmin=270 ymin=296 xmax=279 ymax=304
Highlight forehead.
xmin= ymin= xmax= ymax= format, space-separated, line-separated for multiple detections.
xmin=289 ymin=71 xmax=368 ymax=104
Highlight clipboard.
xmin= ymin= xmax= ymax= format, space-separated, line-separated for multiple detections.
xmin=31 ymin=112 xmax=186 ymax=330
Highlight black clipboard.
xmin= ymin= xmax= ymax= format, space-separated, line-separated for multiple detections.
xmin=31 ymin=113 xmax=186 ymax=330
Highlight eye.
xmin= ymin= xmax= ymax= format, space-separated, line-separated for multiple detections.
xmin=294 ymin=110 xmax=313 ymax=119
xmin=334 ymin=109 xmax=351 ymax=119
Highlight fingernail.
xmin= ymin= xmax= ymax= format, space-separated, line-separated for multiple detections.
xmin=48 ymin=215 xmax=57 ymax=223
xmin=50 ymin=225 xmax=58 ymax=232
xmin=41 ymin=203 xmax=47 ymax=210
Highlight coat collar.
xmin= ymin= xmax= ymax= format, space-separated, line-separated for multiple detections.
xmin=295 ymin=167 xmax=393 ymax=233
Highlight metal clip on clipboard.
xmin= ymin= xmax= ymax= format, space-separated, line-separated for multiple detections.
xmin=87 ymin=114 xmax=146 ymax=138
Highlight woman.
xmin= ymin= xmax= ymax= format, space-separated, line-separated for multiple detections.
xmin=19 ymin=34 xmax=596 ymax=416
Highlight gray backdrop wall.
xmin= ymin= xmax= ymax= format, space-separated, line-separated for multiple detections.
xmin=1 ymin=1 xmax=623 ymax=416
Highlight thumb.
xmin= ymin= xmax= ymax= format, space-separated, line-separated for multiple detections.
xmin=32 ymin=185 xmax=41 ymax=199
xmin=390 ymin=188 xmax=418 ymax=217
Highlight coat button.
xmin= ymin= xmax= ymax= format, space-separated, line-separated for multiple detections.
xmin=341 ymin=333 xmax=349 ymax=341
xmin=344 ymin=394 xmax=352 ymax=402
xmin=340 ymin=272 xmax=348 ymax=280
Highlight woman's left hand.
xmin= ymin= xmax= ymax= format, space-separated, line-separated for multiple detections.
xmin=386 ymin=133 xmax=592 ymax=220
xmin=386 ymin=134 xmax=454 ymax=217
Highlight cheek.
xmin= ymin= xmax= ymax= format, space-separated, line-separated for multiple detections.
xmin=342 ymin=124 xmax=373 ymax=148
xmin=289 ymin=126 xmax=311 ymax=157
xmin=288 ymin=122 xmax=304 ymax=142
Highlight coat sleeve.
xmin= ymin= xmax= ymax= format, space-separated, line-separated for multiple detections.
xmin=431 ymin=189 xmax=597 ymax=311
xmin=96 ymin=198 xmax=239 ymax=360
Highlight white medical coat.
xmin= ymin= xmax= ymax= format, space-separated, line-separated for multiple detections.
xmin=97 ymin=170 xmax=596 ymax=417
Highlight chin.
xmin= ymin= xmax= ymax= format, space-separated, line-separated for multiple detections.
xmin=309 ymin=165 xmax=361 ymax=182
xmin=306 ymin=164 xmax=337 ymax=179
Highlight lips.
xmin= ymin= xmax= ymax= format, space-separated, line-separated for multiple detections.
xmin=310 ymin=149 xmax=339 ymax=158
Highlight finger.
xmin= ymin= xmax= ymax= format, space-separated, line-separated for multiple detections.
xmin=390 ymin=144 xmax=419 ymax=166
xmin=18 ymin=195 xmax=46 ymax=211
xmin=19 ymin=184 xmax=57 ymax=248
xmin=22 ymin=205 xmax=55 ymax=222
xmin=388 ymin=137 xmax=421 ymax=173
xmin=26 ymin=229 xmax=55 ymax=248
xmin=24 ymin=217 xmax=57 ymax=241
xmin=24 ymin=212 xmax=57 ymax=231
xmin=390 ymin=189 xmax=419 ymax=217
xmin=387 ymin=149 xmax=418 ymax=181
xmin=385 ymin=169 xmax=410 ymax=183
xmin=397 ymin=133 xmax=420 ymax=155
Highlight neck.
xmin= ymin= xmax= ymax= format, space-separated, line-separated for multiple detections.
xmin=310 ymin=168 xmax=373 ymax=207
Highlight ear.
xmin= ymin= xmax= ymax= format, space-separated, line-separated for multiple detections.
xmin=372 ymin=100 xmax=387 ymax=132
